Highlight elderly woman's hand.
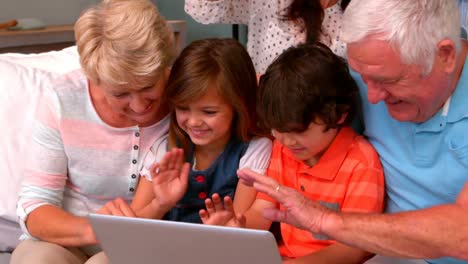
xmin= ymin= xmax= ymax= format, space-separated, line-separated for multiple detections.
xmin=97 ymin=197 xmax=136 ymax=217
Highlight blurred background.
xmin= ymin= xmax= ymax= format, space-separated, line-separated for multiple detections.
xmin=0 ymin=0 xmax=248 ymax=47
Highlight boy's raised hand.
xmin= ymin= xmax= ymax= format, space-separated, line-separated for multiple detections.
xmin=199 ymin=193 xmax=245 ymax=228
xmin=150 ymin=148 xmax=190 ymax=210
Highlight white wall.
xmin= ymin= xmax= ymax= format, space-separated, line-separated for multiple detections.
xmin=0 ymin=0 xmax=99 ymax=25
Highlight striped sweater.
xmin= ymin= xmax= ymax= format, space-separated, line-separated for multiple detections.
xmin=16 ymin=70 xmax=169 ymax=238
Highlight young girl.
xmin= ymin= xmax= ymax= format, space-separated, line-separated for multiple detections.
xmin=130 ymin=38 xmax=272 ymax=223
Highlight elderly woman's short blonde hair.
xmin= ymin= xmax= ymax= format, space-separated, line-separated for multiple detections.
xmin=75 ymin=0 xmax=176 ymax=87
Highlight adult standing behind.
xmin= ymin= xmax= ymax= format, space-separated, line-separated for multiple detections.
xmin=11 ymin=0 xmax=176 ymax=263
xmin=185 ymin=0 xmax=350 ymax=73
xmin=238 ymin=0 xmax=468 ymax=263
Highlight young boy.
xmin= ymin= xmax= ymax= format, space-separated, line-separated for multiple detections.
xmin=199 ymin=43 xmax=385 ymax=263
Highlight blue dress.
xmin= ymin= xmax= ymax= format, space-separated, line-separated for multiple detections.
xmin=163 ymin=137 xmax=249 ymax=223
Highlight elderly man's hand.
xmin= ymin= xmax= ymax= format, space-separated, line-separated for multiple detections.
xmin=237 ymin=168 xmax=334 ymax=235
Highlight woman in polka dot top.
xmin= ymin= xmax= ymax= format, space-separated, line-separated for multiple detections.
xmin=185 ymin=0 xmax=350 ymax=73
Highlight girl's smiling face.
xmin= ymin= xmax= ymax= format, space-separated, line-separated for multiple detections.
xmin=175 ymin=85 xmax=234 ymax=151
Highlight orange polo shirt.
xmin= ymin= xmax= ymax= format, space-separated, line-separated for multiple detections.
xmin=257 ymin=126 xmax=384 ymax=258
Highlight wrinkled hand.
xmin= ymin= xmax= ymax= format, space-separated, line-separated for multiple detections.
xmin=237 ymin=168 xmax=332 ymax=234
xmin=97 ymin=197 xmax=136 ymax=217
xmin=199 ymin=193 xmax=245 ymax=228
xmin=150 ymin=148 xmax=190 ymax=209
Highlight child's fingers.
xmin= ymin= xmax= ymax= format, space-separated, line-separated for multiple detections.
xmin=170 ymin=149 xmax=179 ymax=170
xmin=204 ymin=198 xmax=215 ymax=214
xmin=175 ymin=148 xmax=185 ymax=169
xmin=212 ymin=194 xmax=224 ymax=211
xmin=199 ymin=209 xmax=209 ymax=222
xmin=157 ymin=149 xmax=185 ymax=174
xmin=180 ymin=162 xmax=190 ymax=182
xmin=223 ymin=196 xmax=234 ymax=212
xmin=168 ymin=149 xmax=179 ymax=170
xmin=150 ymin=163 xmax=160 ymax=179
xmin=158 ymin=152 xmax=171 ymax=172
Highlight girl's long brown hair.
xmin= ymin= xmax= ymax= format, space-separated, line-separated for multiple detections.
xmin=164 ymin=38 xmax=265 ymax=158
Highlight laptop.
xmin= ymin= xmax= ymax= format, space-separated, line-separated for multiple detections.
xmin=88 ymin=213 xmax=282 ymax=264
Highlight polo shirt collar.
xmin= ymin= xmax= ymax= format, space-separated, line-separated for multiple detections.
xmin=292 ymin=127 xmax=357 ymax=181
xmin=446 ymin=54 xmax=468 ymax=123
xmin=414 ymin=54 xmax=468 ymax=132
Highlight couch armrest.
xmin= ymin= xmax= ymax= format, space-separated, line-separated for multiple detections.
xmin=0 ymin=218 xmax=21 ymax=253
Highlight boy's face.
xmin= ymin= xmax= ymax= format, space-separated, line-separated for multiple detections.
xmin=272 ymin=120 xmax=338 ymax=167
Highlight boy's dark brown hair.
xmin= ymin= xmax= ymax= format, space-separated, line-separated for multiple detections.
xmin=258 ymin=42 xmax=359 ymax=132
xmin=165 ymin=38 xmax=263 ymax=155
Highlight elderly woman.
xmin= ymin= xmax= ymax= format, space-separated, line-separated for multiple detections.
xmin=10 ymin=0 xmax=175 ymax=263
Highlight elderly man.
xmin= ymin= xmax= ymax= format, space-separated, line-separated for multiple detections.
xmin=237 ymin=0 xmax=468 ymax=263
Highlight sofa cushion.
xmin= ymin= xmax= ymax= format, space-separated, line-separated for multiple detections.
xmin=0 ymin=46 xmax=80 ymax=74
xmin=0 ymin=218 xmax=22 ymax=252
xmin=0 ymin=48 xmax=80 ymax=251
xmin=0 ymin=59 xmax=59 ymax=221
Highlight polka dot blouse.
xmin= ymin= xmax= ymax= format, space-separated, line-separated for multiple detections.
xmin=185 ymin=0 xmax=347 ymax=73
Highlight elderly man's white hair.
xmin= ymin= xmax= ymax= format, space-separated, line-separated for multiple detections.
xmin=342 ymin=0 xmax=461 ymax=75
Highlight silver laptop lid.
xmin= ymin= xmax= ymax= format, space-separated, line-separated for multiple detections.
xmin=88 ymin=213 xmax=282 ymax=264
